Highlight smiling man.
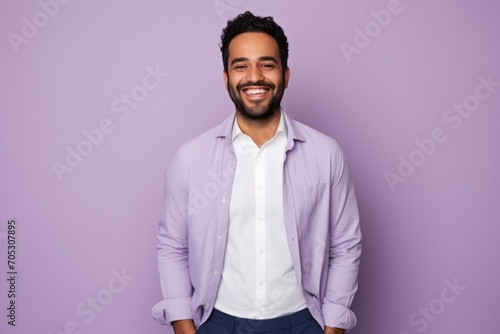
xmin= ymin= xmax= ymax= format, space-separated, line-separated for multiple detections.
xmin=152 ymin=11 xmax=362 ymax=334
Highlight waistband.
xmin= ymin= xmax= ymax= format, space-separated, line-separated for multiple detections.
xmin=207 ymin=308 xmax=315 ymax=332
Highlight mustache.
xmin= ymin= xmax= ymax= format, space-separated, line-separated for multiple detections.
xmin=237 ymin=81 xmax=275 ymax=91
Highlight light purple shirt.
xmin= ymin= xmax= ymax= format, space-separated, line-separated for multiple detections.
xmin=152 ymin=111 xmax=362 ymax=330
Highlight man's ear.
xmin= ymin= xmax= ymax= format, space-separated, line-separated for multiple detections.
xmin=284 ymin=66 xmax=290 ymax=89
xmin=223 ymin=70 xmax=228 ymax=91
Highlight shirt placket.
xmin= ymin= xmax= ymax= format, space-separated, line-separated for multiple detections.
xmin=255 ymin=148 xmax=266 ymax=317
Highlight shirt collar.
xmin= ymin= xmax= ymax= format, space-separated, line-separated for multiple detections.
xmin=215 ymin=109 xmax=306 ymax=149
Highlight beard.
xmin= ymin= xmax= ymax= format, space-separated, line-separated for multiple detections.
xmin=228 ymin=76 xmax=285 ymax=121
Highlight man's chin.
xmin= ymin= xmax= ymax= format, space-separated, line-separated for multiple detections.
xmin=238 ymin=106 xmax=278 ymax=121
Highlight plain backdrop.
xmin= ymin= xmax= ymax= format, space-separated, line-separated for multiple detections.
xmin=1 ymin=1 xmax=499 ymax=333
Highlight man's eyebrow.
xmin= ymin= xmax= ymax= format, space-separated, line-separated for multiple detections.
xmin=258 ymin=56 xmax=279 ymax=63
xmin=231 ymin=57 xmax=248 ymax=65
xmin=230 ymin=56 xmax=279 ymax=65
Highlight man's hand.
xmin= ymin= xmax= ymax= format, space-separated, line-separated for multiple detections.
xmin=325 ymin=326 xmax=345 ymax=334
xmin=172 ymin=319 xmax=196 ymax=334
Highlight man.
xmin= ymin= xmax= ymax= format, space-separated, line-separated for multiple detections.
xmin=152 ymin=11 xmax=361 ymax=334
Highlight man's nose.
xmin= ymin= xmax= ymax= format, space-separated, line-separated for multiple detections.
xmin=246 ymin=65 xmax=265 ymax=83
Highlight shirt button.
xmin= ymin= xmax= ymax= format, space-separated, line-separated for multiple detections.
xmin=259 ymin=280 xmax=264 ymax=286
xmin=257 ymin=185 xmax=263 ymax=191
xmin=214 ymin=271 xmax=219 ymax=276
xmin=258 ymin=216 xmax=264 ymax=221
xmin=205 ymin=303 xmax=209 ymax=308
xmin=259 ymin=249 xmax=264 ymax=254
xmin=218 ymin=235 xmax=223 ymax=240
xmin=221 ymin=198 xmax=227 ymax=203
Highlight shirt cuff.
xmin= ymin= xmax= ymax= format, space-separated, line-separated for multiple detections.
xmin=322 ymin=303 xmax=357 ymax=331
xmin=151 ymin=297 xmax=192 ymax=325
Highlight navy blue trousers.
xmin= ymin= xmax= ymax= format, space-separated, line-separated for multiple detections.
xmin=196 ymin=308 xmax=324 ymax=334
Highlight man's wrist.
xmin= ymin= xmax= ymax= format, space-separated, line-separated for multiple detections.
xmin=325 ymin=326 xmax=345 ymax=334
xmin=171 ymin=319 xmax=196 ymax=334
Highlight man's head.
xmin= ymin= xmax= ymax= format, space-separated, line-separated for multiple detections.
xmin=220 ymin=12 xmax=290 ymax=121
xmin=220 ymin=11 xmax=289 ymax=73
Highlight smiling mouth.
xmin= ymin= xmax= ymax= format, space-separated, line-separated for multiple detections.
xmin=242 ymin=87 xmax=270 ymax=98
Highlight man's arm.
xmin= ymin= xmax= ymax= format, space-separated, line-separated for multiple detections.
xmin=172 ymin=319 xmax=196 ymax=334
xmin=322 ymin=144 xmax=362 ymax=330
xmin=152 ymin=149 xmax=195 ymax=326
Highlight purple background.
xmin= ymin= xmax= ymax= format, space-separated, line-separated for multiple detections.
xmin=1 ymin=1 xmax=499 ymax=333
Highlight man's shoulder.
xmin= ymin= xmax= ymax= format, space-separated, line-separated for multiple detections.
xmin=179 ymin=124 xmax=221 ymax=152
xmin=173 ymin=114 xmax=232 ymax=162
xmin=287 ymin=116 xmax=349 ymax=179
xmin=287 ymin=116 xmax=342 ymax=153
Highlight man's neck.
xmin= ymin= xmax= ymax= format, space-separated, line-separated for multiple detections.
xmin=235 ymin=109 xmax=281 ymax=148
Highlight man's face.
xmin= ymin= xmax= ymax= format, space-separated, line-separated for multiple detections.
xmin=224 ymin=32 xmax=289 ymax=121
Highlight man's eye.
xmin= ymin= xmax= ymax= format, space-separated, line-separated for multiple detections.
xmin=235 ymin=65 xmax=247 ymax=70
xmin=262 ymin=64 xmax=275 ymax=69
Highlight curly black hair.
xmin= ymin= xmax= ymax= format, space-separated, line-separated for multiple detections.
xmin=220 ymin=11 xmax=289 ymax=73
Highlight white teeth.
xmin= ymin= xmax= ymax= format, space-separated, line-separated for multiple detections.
xmin=245 ymin=89 xmax=267 ymax=95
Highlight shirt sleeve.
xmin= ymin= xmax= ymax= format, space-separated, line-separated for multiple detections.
xmin=152 ymin=148 xmax=194 ymax=325
xmin=322 ymin=144 xmax=362 ymax=330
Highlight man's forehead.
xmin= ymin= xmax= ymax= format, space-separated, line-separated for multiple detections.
xmin=228 ymin=32 xmax=280 ymax=60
